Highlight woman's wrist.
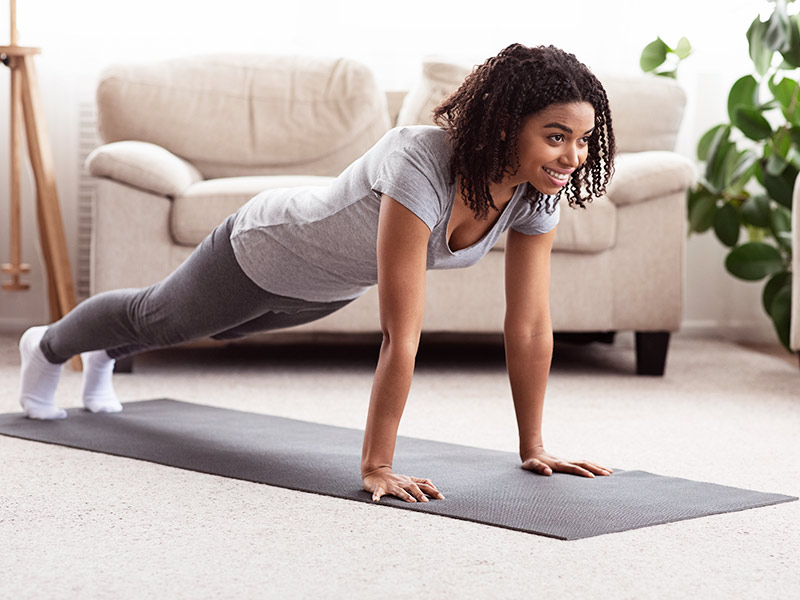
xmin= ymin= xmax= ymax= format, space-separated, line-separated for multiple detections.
xmin=361 ymin=464 xmax=392 ymax=478
xmin=520 ymin=441 xmax=545 ymax=462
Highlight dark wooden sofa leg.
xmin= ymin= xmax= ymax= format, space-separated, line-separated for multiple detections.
xmin=113 ymin=356 xmax=134 ymax=374
xmin=635 ymin=331 xmax=671 ymax=376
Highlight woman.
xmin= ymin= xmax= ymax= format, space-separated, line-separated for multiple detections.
xmin=18 ymin=43 xmax=616 ymax=503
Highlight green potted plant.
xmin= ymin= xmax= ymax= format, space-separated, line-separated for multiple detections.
xmin=642 ymin=0 xmax=799 ymax=349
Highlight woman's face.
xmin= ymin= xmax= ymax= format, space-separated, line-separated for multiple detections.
xmin=508 ymin=101 xmax=596 ymax=195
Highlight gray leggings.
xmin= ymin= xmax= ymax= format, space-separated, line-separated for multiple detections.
xmin=40 ymin=213 xmax=353 ymax=364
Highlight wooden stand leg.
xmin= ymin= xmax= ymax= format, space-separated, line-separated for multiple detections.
xmin=1 ymin=55 xmax=30 ymax=291
xmin=35 ymin=189 xmax=60 ymax=322
xmin=19 ymin=54 xmax=77 ymax=320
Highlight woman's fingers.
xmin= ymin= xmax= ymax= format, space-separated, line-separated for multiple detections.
xmin=561 ymin=463 xmax=596 ymax=477
xmin=522 ymin=458 xmax=553 ymax=475
xmin=580 ymin=461 xmax=613 ymax=476
xmin=523 ymin=457 xmax=613 ymax=478
xmin=392 ymin=482 xmax=427 ymax=503
xmin=555 ymin=461 xmax=613 ymax=478
xmin=411 ymin=477 xmax=445 ymax=499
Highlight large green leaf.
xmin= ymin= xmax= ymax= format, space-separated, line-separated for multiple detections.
xmin=768 ymin=76 xmax=800 ymax=124
xmin=767 ymin=152 xmax=788 ymax=176
xmin=641 ymin=38 xmax=669 ymax=72
xmin=788 ymin=147 xmax=800 ymax=170
xmin=763 ymin=163 xmax=799 ymax=207
xmin=725 ymin=242 xmax=784 ymax=280
xmin=782 ymin=15 xmax=800 ymax=67
xmin=748 ymin=16 xmax=775 ymax=75
xmin=697 ymin=124 xmax=729 ymax=161
xmin=728 ymin=75 xmax=759 ymax=123
xmin=732 ymin=106 xmax=773 ymax=140
xmin=791 ymin=126 xmax=800 ymax=147
xmin=729 ymin=149 xmax=759 ymax=187
xmin=713 ymin=203 xmax=741 ymax=247
xmin=770 ymin=204 xmax=793 ymax=249
xmin=764 ymin=0 xmax=792 ymax=52
xmin=688 ymin=193 xmax=718 ymax=233
xmin=768 ymin=285 xmax=792 ymax=350
xmin=762 ymin=271 xmax=792 ymax=315
xmin=740 ymin=195 xmax=772 ymax=228
xmin=703 ymin=124 xmax=735 ymax=193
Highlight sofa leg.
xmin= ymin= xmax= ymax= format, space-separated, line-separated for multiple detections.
xmin=635 ymin=331 xmax=671 ymax=376
xmin=113 ymin=356 xmax=134 ymax=374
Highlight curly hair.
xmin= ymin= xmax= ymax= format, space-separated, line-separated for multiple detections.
xmin=433 ymin=43 xmax=616 ymax=219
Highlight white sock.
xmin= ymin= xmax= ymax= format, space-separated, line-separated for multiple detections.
xmin=18 ymin=326 xmax=67 ymax=420
xmin=81 ymin=350 xmax=123 ymax=413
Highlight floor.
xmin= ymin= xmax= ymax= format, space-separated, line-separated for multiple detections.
xmin=0 ymin=331 xmax=798 ymax=599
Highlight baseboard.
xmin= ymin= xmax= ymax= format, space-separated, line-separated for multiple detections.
xmin=0 ymin=318 xmax=34 ymax=335
xmin=679 ymin=319 xmax=777 ymax=345
xmin=0 ymin=317 xmax=780 ymax=345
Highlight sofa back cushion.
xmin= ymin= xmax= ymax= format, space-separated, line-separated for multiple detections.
xmin=397 ymin=59 xmax=686 ymax=153
xmin=96 ymin=55 xmax=391 ymax=179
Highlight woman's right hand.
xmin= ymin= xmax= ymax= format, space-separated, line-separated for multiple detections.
xmin=362 ymin=467 xmax=445 ymax=503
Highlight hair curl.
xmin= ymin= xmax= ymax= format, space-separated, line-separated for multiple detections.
xmin=433 ymin=43 xmax=616 ymax=219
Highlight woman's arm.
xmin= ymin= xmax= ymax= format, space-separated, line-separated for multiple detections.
xmin=504 ymin=227 xmax=612 ymax=478
xmin=361 ymin=194 xmax=445 ymax=503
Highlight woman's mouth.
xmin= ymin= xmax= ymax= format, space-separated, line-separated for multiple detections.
xmin=543 ymin=167 xmax=572 ymax=187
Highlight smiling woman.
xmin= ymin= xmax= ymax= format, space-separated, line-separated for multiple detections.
xmin=18 ymin=43 xmax=617 ymax=503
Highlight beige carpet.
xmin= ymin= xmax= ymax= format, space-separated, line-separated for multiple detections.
xmin=0 ymin=331 xmax=798 ymax=599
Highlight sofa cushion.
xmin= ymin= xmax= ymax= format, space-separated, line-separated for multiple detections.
xmin=552 ymin=195 xmax=617 ymax=252
xmin=606 ymin=152 xmax=696 ymax=206
xmin=96 ymin=55 xmax=391 ymax=179
xmin=171 ymin=176 xmax=335 ymax=246
xmin=396 ymin=59 xmax=472 ymax=127
xmin=397 ymin=58 xmax=686 ymax=152
xmin=492 ymin=194 xmax=617 ymax=254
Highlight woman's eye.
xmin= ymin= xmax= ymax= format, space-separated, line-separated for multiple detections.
xmin=549 ymin=134 xmax=564 ymax=143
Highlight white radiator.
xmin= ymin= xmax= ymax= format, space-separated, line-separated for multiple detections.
xmin=76 ymin=101 xmax=100 ymax=302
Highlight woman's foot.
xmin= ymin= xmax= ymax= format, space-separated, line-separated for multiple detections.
xmin=80 ymin=350 xmax=123 ymax=413
xmin=18 ymin=326 xmax=67 ymax=420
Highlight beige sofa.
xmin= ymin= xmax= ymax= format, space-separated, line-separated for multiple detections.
xmin=86 ymin=54 xmax=696 ymax=375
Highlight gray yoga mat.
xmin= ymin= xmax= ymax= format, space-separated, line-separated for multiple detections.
xmin=0 ymin=399 xmax=795 ymax=540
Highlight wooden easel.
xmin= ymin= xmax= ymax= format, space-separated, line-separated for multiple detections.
xmin=1 ymin=1 xmax=79 ymax=368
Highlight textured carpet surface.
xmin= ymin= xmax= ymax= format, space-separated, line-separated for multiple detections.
xmin=1 ymin=332 xmax=799 ymax=599
xmin=0 ymin=398 xmax=794 ymax=540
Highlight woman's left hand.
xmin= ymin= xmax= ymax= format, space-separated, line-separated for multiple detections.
xmin=521 ymin=447 xmax=613 ymax=478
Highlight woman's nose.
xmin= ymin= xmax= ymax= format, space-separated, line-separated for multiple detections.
xmin=560 ymin=144 xmax=580 ymax=168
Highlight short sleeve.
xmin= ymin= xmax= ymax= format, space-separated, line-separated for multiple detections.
xmin=511 ymin=197 xmax=561 ymax=235
xmin=371 ymin=149 xmax=443 ymax=231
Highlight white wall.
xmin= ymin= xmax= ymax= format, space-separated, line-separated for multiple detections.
xmin=0 ymin=0 xmax=784 ymax=342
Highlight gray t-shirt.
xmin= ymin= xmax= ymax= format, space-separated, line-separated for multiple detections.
xmin=230 ymin=126 xmax=559 ymax=302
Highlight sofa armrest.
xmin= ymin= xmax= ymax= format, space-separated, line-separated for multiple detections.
xmin=86 ymin=141 xmax=203 ymax=197
xmin=606 ymin=151 xmax=696 ymax=206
